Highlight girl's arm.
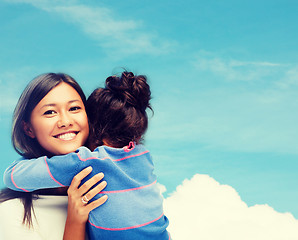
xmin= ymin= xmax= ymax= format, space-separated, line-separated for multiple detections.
xmin=64 ymin=167 xmax=108 ymax=240
xmin=3 ymin=147 xmax=91 ymax=192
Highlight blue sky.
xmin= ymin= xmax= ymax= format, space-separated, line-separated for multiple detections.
xmin=0 ymin=0 xmax=298 ymax=232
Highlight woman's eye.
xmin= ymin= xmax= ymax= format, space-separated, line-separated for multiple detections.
xmin=70 ymin=106 xmax=81 ymax=112
xmin=43 ymin=110 xmax=56 ymax=115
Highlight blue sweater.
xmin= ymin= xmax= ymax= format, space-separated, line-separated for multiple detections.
xmin=4 ymin=143 xmax=170 ymax=240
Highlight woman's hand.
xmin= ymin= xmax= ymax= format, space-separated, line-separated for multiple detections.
xmin=63 ymin=167 xmax=108 ymax=240
xmin=67 ymin=166 xmax=108 ymax=223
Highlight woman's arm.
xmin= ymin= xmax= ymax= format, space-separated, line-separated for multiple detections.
xmin=63 ymin=167 xmax=108 ymax=240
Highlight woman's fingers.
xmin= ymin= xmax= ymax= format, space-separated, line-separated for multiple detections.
xmin=68 ymin=166 xmax=93 ymax=191
xmin=85 ymin=195 xmax=108 ymax=212
xmin=82 ymin=180 xmax=107 ymax=204
xmin=78 ymin=172 xmax=104 ymax=196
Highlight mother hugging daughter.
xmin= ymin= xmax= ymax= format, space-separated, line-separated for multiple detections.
xmin=3 ymin=71 xmax=170 ymax=239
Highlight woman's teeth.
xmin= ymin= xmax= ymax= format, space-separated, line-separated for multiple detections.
xmin=57 ymin=132 xmax=76 ymax=140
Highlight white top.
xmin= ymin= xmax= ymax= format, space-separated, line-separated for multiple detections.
xmin=0 ymin=195 xmax=69 ymax=240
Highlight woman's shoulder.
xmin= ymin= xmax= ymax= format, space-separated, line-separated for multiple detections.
xmin=0 ymin=197 xmax=24 ymax=215
xmin=0 ymin=195 xmax=68 ymax=240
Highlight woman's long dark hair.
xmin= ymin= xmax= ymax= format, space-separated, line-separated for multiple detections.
xmin=0 ymin=73 xmax=86 ymax=227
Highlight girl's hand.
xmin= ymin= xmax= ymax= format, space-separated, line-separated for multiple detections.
xmin=63 ymin=167 xmax=108 ymax=240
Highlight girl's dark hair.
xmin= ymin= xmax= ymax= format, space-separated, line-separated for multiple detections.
xmin=0 ymin=73 xmax=86 ymax=227
xmin=86 ymin=71 xmax=152 ymax=148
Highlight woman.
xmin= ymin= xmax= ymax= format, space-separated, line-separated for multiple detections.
xmin=0 ymin=73 xmax=107 ymax=240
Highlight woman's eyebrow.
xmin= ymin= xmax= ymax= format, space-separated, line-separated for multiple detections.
xmin=40 ymin=100 xmax=82 ymax=109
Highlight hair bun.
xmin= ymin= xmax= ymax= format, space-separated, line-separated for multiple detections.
xmin=105 ymin=71 xmax=151 ymax=111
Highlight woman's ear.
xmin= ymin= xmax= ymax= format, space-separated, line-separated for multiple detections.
xmin=22 ymin=121 xmax=36 ymax=138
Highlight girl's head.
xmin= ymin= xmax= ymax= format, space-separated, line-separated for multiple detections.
xmin=12 ymin=73 xmax=89 ymax=158
xmin=87 ymin=71 xmax=152 ymax=148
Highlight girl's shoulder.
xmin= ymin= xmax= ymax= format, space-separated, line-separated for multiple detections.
xmin=93 ymin=142 xmax=147 ymax=156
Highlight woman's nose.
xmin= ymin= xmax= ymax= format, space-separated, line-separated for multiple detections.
xmin=57 ymin=113 xmax=73 ymax=128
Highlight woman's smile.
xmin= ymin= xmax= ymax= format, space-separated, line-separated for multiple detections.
xmin=54 ymin=131 xmax=79 ymax=141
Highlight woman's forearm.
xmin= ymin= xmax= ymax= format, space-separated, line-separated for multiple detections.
xmin=63 ymin=218 xmax=86 ymax=240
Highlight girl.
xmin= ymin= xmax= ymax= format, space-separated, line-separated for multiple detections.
xmin=0 ymin=73 xmax=107 ymax=240
xmin=4 ymin=71 xmax=170 ymax=239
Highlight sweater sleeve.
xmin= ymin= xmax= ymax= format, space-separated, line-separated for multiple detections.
xmin=3 ymin=147 xmax=92 ymax=192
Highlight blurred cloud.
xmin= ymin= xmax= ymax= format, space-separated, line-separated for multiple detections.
xmin=163 ymin=174 xmax=298 ymax=240
xmin=0 ymin=67 xmax=37 ymax=115
xmin=276 ymin=66 xmax=298 ymax=89
xmin=192 ymin=51 xmax=284 ymax=82
xmin=5 ymin=0 xmax=175 ymax=56
xmin=150 ymin=88 xmax=298 ymax=154
xmin=148 ymin=52 xmax=298 ymax=154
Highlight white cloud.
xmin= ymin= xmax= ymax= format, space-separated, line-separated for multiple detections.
xmin=192 ymin=52 xmax=284 ymax=82
xmin=163 ymin=174 xmax=298 ymax=240
xmin=6 ymin=0 xmax=174 ymax=56
xmin=53 ymin=5 xmax=172 ymax=55
xmin=4 ymin=0 xmax=77 ymax=8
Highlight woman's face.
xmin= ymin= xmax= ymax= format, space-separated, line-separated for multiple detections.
xmin=25 ymin=82 xmax=89 ymax=155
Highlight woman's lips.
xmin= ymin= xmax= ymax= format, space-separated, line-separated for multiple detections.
xmin=54 ymin=131 xmax=78 ymax=141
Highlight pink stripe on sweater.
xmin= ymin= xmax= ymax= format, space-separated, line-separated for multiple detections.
xmin=11 ymin=166 xmax=29 ymax=192
xmin=76 ymin=153 xmax=100 ymax=161
xmin=88 ymin=212 xmax=165 ymax=231
xmin=112 ymin=150 xmax=149 ymax=162
xmin=100 ymin=179 xmax=157 ymax=194
xmin=44 ymin=157 xmax=65 ymax=187
xmin=76 ymin=150 xmax=149 ymax=162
